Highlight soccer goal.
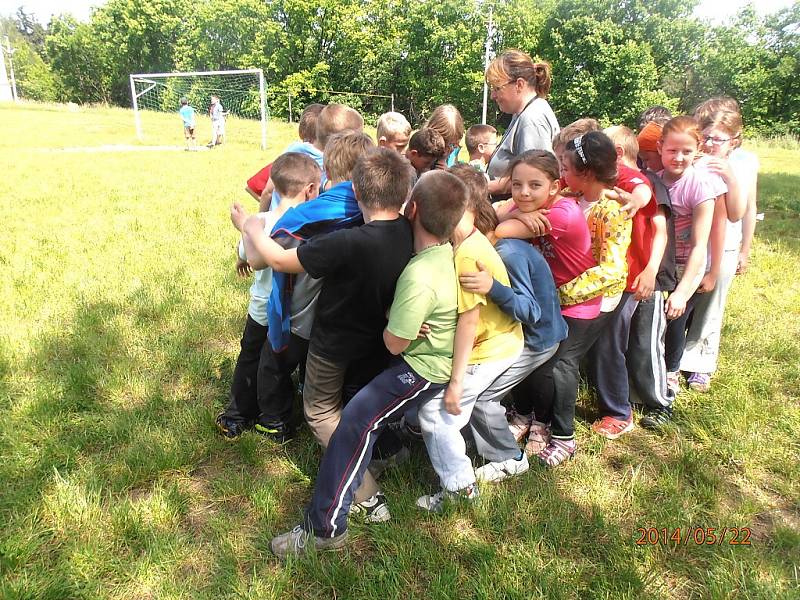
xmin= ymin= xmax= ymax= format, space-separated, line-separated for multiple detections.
xmin=129 ymin=69 xmax=267 ymax=149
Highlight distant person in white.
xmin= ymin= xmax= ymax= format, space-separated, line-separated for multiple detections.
xmin=208 ymin=95 xmax=226 ymax=147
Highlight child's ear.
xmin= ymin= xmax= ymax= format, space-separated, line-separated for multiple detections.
xmin=615 ymin=145 xmax=624 ymax=160
xmin=378 ymin=136 xmax=388 ymax=147
xmin=549 ymin=178 xmax=560 ymax=196
xmin=305 ymin=182 xmax=319 ymax=199
xmin=403 ymin=199 xmax=417 ymax=220
xmin=656 ymin=140 xmax=663 ymax=155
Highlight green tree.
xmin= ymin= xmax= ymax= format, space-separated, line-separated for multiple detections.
xmin=46 ymin=15 xmax=113 ymax=103
xmin=0 ymin=16 xmax=56 ymax=101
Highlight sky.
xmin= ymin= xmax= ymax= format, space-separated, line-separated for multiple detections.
xmin=3 ymin=0 xmax=797 ymax=24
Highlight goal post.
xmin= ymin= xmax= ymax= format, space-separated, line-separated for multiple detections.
xmin=130 ymin=68 xmax=267 ymax=149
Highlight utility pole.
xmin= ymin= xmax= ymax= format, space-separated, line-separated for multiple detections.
xmin=0 ymin=36 xmax=11 ymax=101
xmin=481 ymin=6 xmax=494 ymax=124
xmin=5 ymin=37 xmax=18 ymax=101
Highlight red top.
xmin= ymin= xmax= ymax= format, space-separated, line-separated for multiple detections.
xmin=616 ymin=164 xmax=657 ymax=291
xmin=246 ymin=162 xmax=273 ymax=197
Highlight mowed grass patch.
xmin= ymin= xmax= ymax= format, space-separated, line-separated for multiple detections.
xmin=1 ymin=102 xmax=798 ymax=599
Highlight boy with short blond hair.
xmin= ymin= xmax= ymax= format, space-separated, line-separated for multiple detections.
xmin=405 ymin=128 xmax=446 ymax=176
xmin=376 ymin=111 xmax=412 ymax=153
xmin=269 ymin=170 xmax=467 ymax=558
xmin=217 ymin=152 xmax=322 ymax=439
xmin=465 ymin=124 xmax=497 ymax=172
xmin=257 ymin=103 xmax=364 ymax=212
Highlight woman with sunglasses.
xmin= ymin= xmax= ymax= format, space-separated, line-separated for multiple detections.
xmin=485 ymin=49 xmax=560 ymax=201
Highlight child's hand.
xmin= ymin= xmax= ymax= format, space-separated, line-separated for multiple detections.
xmin=514 ymin=210 xmax=551 ymax=237
xmin=697 ymin=272 xmax=717 ymax=294
xmin=703 ymin=157 xmax=733 ymax=183
xmin=443 ymin=382 xmax=462 ymax=416
xmin=417 ymin=323 xmax=431 ymax=339
xmin=632 ymin=266 xmax=656 ymax=301
xmin=736 ymin=251 xmax=749 ymax=275
xmin=665 ymin=291 xmax=687 ymax=320
xmin=459 ymin=261 xmax=493 ymax=294
xmin=230 ymin=203 xmax=249 ymax=231
xmin=605 ymin=186 xmax=640 ymax=219
xmin=235 ymin=257 xmax=252 ymax=278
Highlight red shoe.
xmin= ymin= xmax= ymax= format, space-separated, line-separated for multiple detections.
xmin=591 ymin=416 xmax=634 ymax=440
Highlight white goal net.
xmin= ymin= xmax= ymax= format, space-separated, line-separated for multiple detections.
xmin=130 ymin=69 xmax=267 ymax=149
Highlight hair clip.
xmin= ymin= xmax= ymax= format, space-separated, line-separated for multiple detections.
xmin=574 ymin=135 xmax=588 ymax=165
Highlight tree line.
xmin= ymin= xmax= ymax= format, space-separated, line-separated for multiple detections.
xmin=2 ymin=0 xmax=798 ymax=135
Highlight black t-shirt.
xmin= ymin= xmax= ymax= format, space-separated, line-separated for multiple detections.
xmin=296 ymin=216 xmax=414 ymax=362
xmin=644 ymin=169 xmax=677 ymax=292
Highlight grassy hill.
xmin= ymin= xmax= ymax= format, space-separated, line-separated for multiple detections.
xmin=0 ymin=101 xmax=798 ymax=599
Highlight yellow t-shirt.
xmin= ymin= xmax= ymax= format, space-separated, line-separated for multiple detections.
xmin=455 ymin=230 xmax=524 ymax=364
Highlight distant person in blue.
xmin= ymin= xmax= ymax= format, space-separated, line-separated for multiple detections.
xmin=178 ymin=97 xmax=196 ymax=150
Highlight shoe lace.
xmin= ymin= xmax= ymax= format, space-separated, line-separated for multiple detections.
xmin=291 ymin=525 xmax=306 ymax=551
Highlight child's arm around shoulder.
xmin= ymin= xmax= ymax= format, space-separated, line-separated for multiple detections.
xmin=231 ymin=203 xmax=304 ymax=273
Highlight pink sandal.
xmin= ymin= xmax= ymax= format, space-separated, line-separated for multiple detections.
xmin=537 ymin=438 xmax=576 ymax=467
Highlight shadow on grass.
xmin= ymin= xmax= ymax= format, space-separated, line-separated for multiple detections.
xmin=0 ymin=259 xmax=263 ymax=597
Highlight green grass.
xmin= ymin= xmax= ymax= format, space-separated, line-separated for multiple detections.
xmin=1 ymin=101 xmax=798 ymax=599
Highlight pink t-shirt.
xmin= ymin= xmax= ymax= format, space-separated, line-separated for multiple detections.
xmin=661 ymin=164 xmax=727 ymax=266
xmin=531 ymin=197 xmax=602 ymax=319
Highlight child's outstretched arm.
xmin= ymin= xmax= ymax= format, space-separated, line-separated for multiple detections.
xmin=605 ymin=183 xmax=651 ymax=218
xmin=666 ymin=200 xmax=714 ymax=319
xmin=231 ymin=204 xmax=304 ymax=273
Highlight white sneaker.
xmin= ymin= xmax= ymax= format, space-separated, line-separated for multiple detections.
xmin=350 ymin=493 xmax=391 ymax=523
xmin=415 ymin=483 xmax=479 ymax=513
xmin=475 ymin=453 xmax=530 ymax=483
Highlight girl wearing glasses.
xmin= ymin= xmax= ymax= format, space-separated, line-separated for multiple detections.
xmin=484 ymin=50 xmax=560 ymax=200
xmin=679 ymin=99 xmax=758 ymax=393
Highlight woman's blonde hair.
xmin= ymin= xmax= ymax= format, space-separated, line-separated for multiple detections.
xmin=486 ymin=49 xmax=552 ymax=99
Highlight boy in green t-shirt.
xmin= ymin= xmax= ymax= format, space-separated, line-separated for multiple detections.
xmin=270 ymin=171 xmax=467 ymax=559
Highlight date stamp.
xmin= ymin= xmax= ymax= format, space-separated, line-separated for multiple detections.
xmin=635 ymin=527 xmax=752 ymax=546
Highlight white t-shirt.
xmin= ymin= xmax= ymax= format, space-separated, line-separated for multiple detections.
xmin=238 ymin=211 xmax=279 ymax=326
xmin=725 ymin=148 xmax=760 ymax=251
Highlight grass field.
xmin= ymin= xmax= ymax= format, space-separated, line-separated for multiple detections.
xmin=1 ymin=101 xmax=798 ymax=600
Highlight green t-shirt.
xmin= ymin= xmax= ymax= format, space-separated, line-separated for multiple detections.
xmin=386 ymin=243 xmax=458 ymax=383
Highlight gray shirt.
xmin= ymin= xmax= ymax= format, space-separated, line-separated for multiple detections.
xmin=486 ymin=96 xmax=560 ymax=181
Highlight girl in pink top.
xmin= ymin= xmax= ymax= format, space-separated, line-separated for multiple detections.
xmin=495 ymin=150 xmax=608 ymax=466
xmin=658 ymin=116 xmax=727 ymax=395
xmin=495 ymin=152 xmax=600 ymax=319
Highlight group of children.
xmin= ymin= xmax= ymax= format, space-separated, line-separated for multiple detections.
xmin=215 ymin=93 xmax=758 ymax=558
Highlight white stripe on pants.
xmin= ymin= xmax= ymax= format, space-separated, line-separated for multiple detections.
xmin=418 ymin=353 xmax=520 ymax=492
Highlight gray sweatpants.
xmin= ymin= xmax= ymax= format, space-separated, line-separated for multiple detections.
xmin=469 ymin=344 xmax=560 ymax=461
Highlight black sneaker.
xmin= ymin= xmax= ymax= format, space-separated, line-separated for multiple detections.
xmin=350 ymin=493 xmax=391 ymax=523
xmin=215 ymin=413 xmax=252 ymax=440
xmin=640 ymin=408 xmax=673 ymax=429
xmin=254 ymin=422 xmax=294 ymax=442
xmin=388 ymin=415 xmax=422 ymax=442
